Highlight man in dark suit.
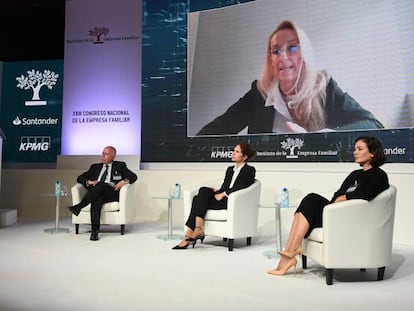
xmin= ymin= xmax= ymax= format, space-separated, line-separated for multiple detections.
xmin=67 ymin=146 xmax=137 ymax=241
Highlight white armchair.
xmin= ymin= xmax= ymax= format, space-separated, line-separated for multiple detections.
xmin=71 ymin=183 xmax=136 ymax=235
xmin=183 ymin=179 xmax=261 ymax=251
xmin=302 ymin=185 xmax=397 ymax=285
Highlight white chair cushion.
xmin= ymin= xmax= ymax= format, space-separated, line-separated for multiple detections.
xmin=307 ymin=228 xmax=323 ymax=242
xmin=205 ymin=209 xmax=228 ymax=221
xmin=81 ymin=202 xmax=120 ymax=213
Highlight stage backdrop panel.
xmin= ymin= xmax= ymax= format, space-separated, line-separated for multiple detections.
xmin=0 ymin=60 xmax=63 ymax=163
xmin=62 ymin=0 xmax=142 ymax=155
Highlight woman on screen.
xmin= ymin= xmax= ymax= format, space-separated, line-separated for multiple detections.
xmin=172 ymin=142 xmax=256 ymax=249
xmin=197 ymin=20 xmax=383 ymax=135
xmin=268 ymin=136 xmax=389 ymax=275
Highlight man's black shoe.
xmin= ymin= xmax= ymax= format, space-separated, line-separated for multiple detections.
xmin=67 ymin=204 xmax=80 ymax=216
xmin=90 ymin=231 xmax=99 ymax=241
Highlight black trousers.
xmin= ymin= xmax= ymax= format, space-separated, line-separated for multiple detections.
xmin=295 ymin=193 xmax=330 ymax=238
xmin=185 ymin=187 xmax=227 ymax=230
xmin=81 ymin=182 xmax=119 ymax=229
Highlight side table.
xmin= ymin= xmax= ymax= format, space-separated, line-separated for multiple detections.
xmin=152 ymin=196 xmax=182 ymax=240
xmin=259 ymin=203 xmax=282 ymax=258
xmin=43 ymin=191 xmax=70 ymax=234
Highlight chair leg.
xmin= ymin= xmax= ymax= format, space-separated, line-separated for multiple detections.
xmin=326 ymin=269 xmax=334 ymax=285
xmin=246 ymin=237 xmax=252 ymax=245
xmin=75 ymin=224 xmax=79 ymax=234
xmin=228 ymin=239 xmax=234 ymax=251
xmin=120 ymin=224 xmax=125 ymax=235
xmin=302 ymin=255 xmax=307 ymax=269
xmin=377 ymin=266 xmax=385 ymax=280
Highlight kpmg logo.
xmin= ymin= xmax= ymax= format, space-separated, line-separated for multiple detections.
xmin=16 ymin=69 xmax=59 ymax=106
xmin=210 ymin=146 xmax=233 ymax=159
xmin=280 ymin=138 xmax=304 ymax=159
xmin=19 ymin=136 xmax=51 ymax=152
xmin=12 ymin=116 xmax=59 ymax=126
xmin=89 ymin=26 xmax=109 ymax=44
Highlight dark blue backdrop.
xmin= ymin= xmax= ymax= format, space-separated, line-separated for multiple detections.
xmin=0 ymin=60 xmax=63 ymax=163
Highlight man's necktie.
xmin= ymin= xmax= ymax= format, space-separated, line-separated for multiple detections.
xmin=100 ymin=165 xmax=109 ymax=182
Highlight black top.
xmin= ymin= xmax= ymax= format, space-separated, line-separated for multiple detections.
xmin=216 ymin=164 xmax=256 ymax=195
xmin=197 ymin=78 xmax=384 ymax=135
xmin=330 ymin=166 xmax=389 ymax=203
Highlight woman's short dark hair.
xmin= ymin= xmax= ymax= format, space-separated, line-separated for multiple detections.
xmin=354 ymin=136 xmax=386 ymax=167
xmin=238 ymin=142 xmax=256 ymax=161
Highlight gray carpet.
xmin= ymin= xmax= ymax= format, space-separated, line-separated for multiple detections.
xmin=0 ymin=218 xmax=413 ymax=311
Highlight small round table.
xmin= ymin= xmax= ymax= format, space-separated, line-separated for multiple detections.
xmin=152 ymin=195 xmax=183 ymax=240
xmin=259 ymin=203 xmax=282 ymax=258
xmin=43 ymin=191 xmax=70 ymax=234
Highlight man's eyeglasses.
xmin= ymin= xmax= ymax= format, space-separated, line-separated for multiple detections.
xmin=269 ymin=44 xmax=300 ymax=57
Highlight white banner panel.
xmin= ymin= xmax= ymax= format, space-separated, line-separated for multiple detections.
xmin=62 ymin=0 xmax=142 ymax=155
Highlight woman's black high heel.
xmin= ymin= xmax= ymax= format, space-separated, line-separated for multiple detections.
xmin=194 ymin=227 xmax=205 ymax=243
xmin=172 ymin=237 xmax=196 ymax=250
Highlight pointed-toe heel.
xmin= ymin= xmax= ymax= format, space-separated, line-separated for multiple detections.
xmin=195 ymin=234 xmax=205 ymax=243
xmin=194 ymin=227 xmax=205 ymax=243
xmin=172 ymin=237 xmax=196 ymax=250
xmin=267 ymin=257 xmax=297 ymax=276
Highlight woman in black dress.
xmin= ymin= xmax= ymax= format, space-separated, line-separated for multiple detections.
xmin=173 ymin=142 xmax=256 ymax=249
xmin=268 ymin=136 xmax=389 ymax=275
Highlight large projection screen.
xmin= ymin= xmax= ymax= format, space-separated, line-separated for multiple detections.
xmin=141 ymin=0 xmax=414 ymax=163
xmin=188 ymin=0 xmax=414 ymax=136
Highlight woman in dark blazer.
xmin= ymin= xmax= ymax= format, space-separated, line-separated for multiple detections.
xmin=173 ymin=142 xmax=257 ymax=249
xmin=197 ymin=20 xmax=383 ymax=136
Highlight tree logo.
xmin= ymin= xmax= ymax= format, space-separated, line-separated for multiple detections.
xmin=280 ymin=138 xmax=304 ymax=159
xmin=16 ymin=69 xmax=59 ymax=106
xmin=89 ymin=26 xmax=109 ymax=44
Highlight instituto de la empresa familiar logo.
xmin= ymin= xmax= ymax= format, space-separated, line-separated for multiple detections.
xmin=16 ymin=69 xmax=59 ymax=106
xmin=281 ymin=137 xmax=304 ymax=159
xmin=89 ymin=26 xmax=109 ymax=44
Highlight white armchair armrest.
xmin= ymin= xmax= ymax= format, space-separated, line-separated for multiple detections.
xmin=226 ymin=180 xmax=261 ymax=237
xmin=71 ymin=183 xmax=87 ymax=205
